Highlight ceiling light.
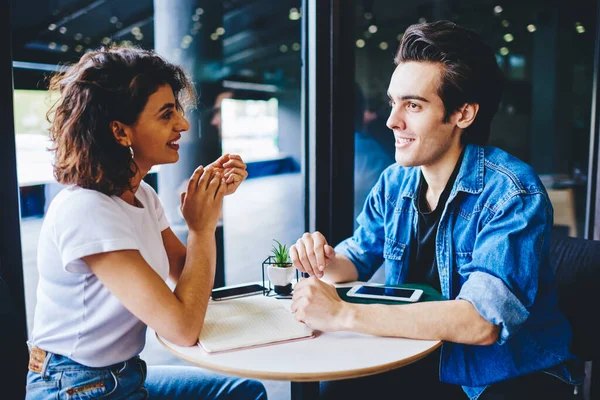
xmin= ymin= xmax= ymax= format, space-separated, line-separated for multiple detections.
xmin=292 ymin=42 xmax=300 ymax=51
xmin=59 ymin=26 xmax=67 ymax=34
xmin=356 ymin=39 xmax=365 ymax=48
xmin=75 ymin=45 xmax=83 ymax=52
xmin=131 ymin=27 xmax=141 ymax=35
xmin=379 ymin=42 xmax=389 ymax=50
xmin=500 ymin=47 xmax=509 ymax=56
xmin=501 ymin=20 xmax=510 ymax=27
xmin=109 ymin=16 xmax=118 ymax=24
xmin=503 ymin=33 xmax=514 ymax=42
xmin=60 ymin=45 xmax=69 ymax=52
xmin=196 ymin=8 xmax=204 ymax=15
xmin=216 ymin=27 xmax=225 ymax=35
xmin=74 ymin=33 xmax=82 ymax=41
xmin=210 ymin=33 xmax=219 ymax=41
xmin=575 ymin=22 xmax=585 ymax=34
xmin=527 ymin=24 xmax=536 ymax=33
xmin=192 ymin=14 xmax=200 ymax=22
xmin=48 ymin=24 xmax=57 ymax=31
xmin=289 ymin=8 xmax=301 ymax=21
xmin=418 ymin=17 xmax=427 ymax=23
xmin=368 ymin=25 xmax=378 ymax=34
xmin=364 ymin=12 xmax=373 ymax=20
xmin=280 ymin=44 xmax=288 ymax=53
xmin=494 ymin=5 xmax=503 ymax=14
xmin=48 ymin=42 xmax=57 ymax=49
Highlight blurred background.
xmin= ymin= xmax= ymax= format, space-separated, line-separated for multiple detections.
xmin=5 ymin=0 xmax=600 ymax=398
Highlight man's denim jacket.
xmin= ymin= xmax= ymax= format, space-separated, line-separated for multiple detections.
xmin=336 ymin=144 xmax=579 ymax=399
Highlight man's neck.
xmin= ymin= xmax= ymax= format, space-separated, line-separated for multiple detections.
xmin=420 ymin=144 xmax=464 ymax=211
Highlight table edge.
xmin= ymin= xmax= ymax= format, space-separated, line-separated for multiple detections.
xmin=155 ymin=333 xmax=442 ymax=382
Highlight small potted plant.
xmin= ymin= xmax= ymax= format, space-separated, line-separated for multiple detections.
xmin=266 ymin=239 xmax=295 ymax=295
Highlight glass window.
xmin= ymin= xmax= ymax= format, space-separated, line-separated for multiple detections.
xmin=221 ymin=97 xmax=280 ymax=160
xmin=11 ymin=3 xmax=303 ymax=394
xmin=353 ymin=0 xmax=597 ymax=239
xmin=13 ymin=90 xmax=55 ymax=190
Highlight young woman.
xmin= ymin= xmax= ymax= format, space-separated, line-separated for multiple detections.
xmin=26 ymin=46 xmax=266 ymax=399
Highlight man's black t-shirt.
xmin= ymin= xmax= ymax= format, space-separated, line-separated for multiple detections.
xmin=407 ymin=152 xmax=464 ymax=292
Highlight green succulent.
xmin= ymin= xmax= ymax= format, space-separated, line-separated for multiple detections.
xmin=271 ymin=239 xmax=291 ymax=267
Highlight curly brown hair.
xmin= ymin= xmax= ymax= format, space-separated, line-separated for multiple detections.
xmin=47 ymin=45 xmax=196 ymax=195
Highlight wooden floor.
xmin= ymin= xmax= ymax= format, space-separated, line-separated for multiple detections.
xmin=20 ymin=172 xmax=305 ymax=400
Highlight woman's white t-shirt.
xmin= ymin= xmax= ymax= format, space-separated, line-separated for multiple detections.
xmin=29 ymin=181 xmax=170 ymax=367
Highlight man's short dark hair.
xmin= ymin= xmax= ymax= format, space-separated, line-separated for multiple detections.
xmin=395 ymin=20 xmax=504 ymax=146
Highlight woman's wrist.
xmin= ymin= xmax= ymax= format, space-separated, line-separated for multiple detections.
xmin=187 ymin=227 xmax=216 ymax=240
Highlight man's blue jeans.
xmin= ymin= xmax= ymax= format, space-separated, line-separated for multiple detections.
xmin=26 ymin=352 xmax=267 ymax=399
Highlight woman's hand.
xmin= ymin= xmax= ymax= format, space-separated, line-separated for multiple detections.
xmin=180 ymin=166 xmax=226 ymax=233
xmin=207 ymin=153 xmax=248 ymax=195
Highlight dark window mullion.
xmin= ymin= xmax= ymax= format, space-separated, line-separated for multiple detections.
xmin=0 ymin=2 xmax=28 ymax=398
xmin=304 ymin=0 xmax=355 ymax=245
xmin=587 ymin=0 xmax=600 ymax=243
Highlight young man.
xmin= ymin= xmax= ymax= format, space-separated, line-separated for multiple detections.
xmin=290 ymin=21 xmax=582 ymax=399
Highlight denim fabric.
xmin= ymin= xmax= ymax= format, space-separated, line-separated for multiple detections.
xmin=336 ymin=144 xmax=579 ymax=399
xmin=145 ymin=366 xmax=267 ymax=399
xmin=26 ymin=352 xmax=267 ymax=400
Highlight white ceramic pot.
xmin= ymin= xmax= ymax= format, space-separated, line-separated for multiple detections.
xmin=267 ymin=265 xmax=295 ymax=287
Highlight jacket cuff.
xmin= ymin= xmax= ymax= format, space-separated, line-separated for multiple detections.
xmin=335 ymin=237 xmax=374 ymax=282
xmin=456 ymin=271 xmax=529 ymax=344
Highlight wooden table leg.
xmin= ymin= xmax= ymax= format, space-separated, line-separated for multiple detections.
xmin=291 ymin=381 xmax=319 ymax=400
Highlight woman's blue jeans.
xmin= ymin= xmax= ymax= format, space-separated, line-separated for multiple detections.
xmin=26 ymin=351 xmax=267 ymax=399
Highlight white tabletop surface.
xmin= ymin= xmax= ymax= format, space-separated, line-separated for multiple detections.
xmin=157 ymin=282 xmax=441 ymax=382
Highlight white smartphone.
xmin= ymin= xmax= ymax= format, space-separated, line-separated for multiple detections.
xmin=346 ymin=285 xmax=424 ymax=302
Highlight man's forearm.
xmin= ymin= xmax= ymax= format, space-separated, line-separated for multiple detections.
xmin=322 ymin=254 xmax=359 ymax=283
xmin=340 ymin=299 xmax=500 ymax=345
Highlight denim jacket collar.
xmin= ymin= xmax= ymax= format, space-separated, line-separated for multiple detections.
xmin=453 ymin=144 xmax=484 ymax=195
xmin=400 ymin=143 xmax=484 ymax=203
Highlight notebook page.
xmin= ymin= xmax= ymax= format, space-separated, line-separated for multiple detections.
xmin=204 ymin=295 xmax=282 ymax=321
xmin=199 ymin=307 xmax=313 ymax=353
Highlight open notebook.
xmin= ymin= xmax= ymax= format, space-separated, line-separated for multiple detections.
xmin=198 ymin=295 xmax=314 ymax=354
